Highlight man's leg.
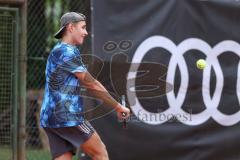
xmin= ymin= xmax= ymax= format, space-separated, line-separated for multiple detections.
xmin=55 ymin=152 xmax=72 ymax=160
xmin=81 ymin=132 xmax=109 ymax=160
xmin=44 ymin=128 xmax=76 ymax=160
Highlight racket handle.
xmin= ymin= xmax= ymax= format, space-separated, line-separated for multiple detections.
xmin=123 ymin=119 xmax=127 ymax=129
xmin=121 ymin=95 xmax=127 ymax=129
xmin=122 ymin=112 xmax=127 ymax=129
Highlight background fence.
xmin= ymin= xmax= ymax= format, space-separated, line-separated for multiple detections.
xmin=0 ymin=0 xmax=91 ymax=159
xmin=0 ymin=7 xmax=19 ymax=160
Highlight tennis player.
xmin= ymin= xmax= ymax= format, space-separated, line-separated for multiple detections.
xmin=40 ymin=12 xmax=130 ymax=160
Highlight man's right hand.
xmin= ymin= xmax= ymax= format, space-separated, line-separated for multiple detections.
xmin=115 ymin=104 xmax=130 ymax=120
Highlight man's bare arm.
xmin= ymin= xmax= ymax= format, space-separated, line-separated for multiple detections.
xmin=74 ymin=71 xmax=129 ymax=115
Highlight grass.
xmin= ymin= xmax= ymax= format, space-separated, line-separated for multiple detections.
xmin=0 ymin=146 xmax=80 ymax=160
xmin=0 ymin=146 xmax=11 ymax=160
xmin=26 ymin=149 xmax=51 ymax=160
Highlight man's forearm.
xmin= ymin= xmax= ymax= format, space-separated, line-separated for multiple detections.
xmin=75 ymin=71 xmax=122 ymax=110
xmin=85 ymin=80 xmax=121 ymax=111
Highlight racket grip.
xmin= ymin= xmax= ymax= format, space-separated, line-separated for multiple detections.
xmin=122 ymin=112 xmax=127 ymax=129
xmin=123 ymin=120 xmax=127 ymax=129
xmin=121 ymin=95 xmax=127 ymax=129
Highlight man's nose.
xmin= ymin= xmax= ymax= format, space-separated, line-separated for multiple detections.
xmin=84 ymin=30 xmax=88 ymax=36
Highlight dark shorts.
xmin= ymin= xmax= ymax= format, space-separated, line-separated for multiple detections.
xmin=44 ymin=121 xmax=95 ymax=159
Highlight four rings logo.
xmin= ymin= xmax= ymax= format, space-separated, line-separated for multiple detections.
xmin=127 ymin=35 xmax=240 ymax=126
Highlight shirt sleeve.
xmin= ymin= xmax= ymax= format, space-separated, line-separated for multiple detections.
xmin=60 ymin=48 xmax=87 ymax=73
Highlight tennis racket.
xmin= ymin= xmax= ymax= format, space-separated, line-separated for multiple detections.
xmin=121 ymin=95 xmax=127 ymax=129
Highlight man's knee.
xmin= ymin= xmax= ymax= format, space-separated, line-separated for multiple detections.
xmin=100 ymin=143 xmax=108 ymax=157
xmin=93 ymin=154 xmax=108 ymax=160
xmin=81 ymin=133 xmax=109 ymax=160
xmin=92 ymin=142 xmax=109 ymax=160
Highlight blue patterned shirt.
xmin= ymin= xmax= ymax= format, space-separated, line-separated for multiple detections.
xmin=40 ymin=42 xmax=87 ymax=128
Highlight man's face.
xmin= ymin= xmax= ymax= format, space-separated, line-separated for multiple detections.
xmin=71 ymin=21 xmax=88 ymax=45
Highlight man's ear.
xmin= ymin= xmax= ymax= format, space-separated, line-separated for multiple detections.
xmin=66 ymin=23 xmax=74 ymax=33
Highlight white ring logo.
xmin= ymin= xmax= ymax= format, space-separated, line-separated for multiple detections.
xmin=127 ymin=35 xmax=240 ymax=126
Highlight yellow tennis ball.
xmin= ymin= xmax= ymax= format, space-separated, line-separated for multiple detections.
xmin=196 ymin=59 xmax=206 ymax=69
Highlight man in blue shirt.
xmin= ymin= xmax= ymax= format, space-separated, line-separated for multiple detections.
xmin=40 ymin=12 xmax=130 ymax=160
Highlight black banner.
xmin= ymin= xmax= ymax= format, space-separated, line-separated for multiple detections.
xmin=90 ymin=0 xmax=240 ymax=159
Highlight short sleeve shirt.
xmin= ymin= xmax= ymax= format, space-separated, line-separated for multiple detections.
xmin=40 ymin=42 xmax=87 ymax=128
